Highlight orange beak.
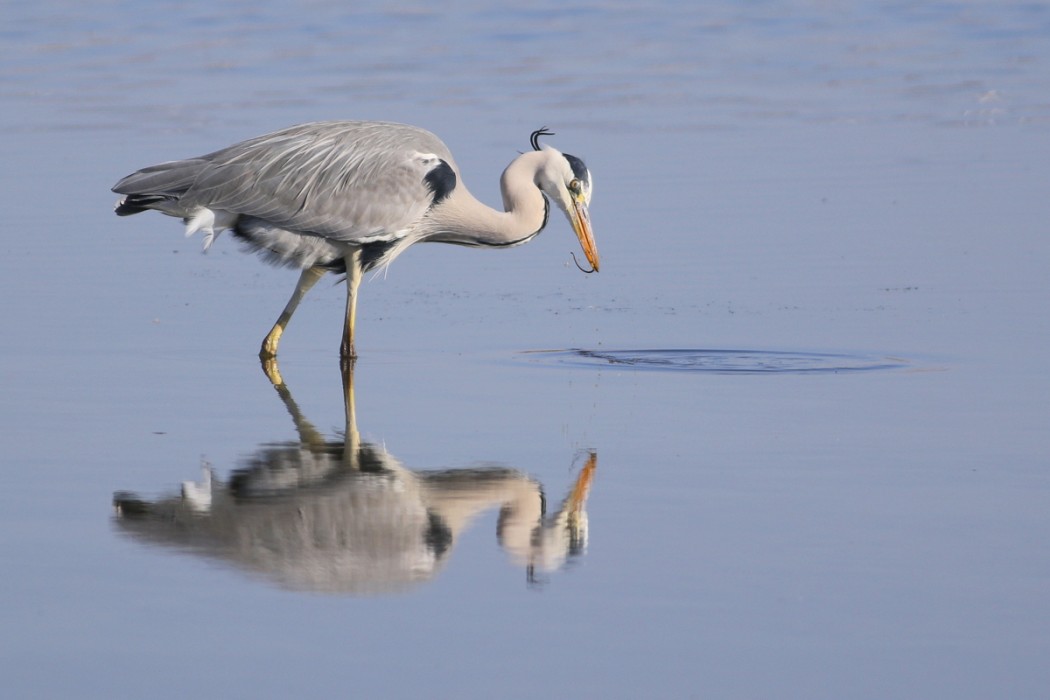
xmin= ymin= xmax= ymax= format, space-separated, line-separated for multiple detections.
xmin=570 ymin=198 xmax=600 ymax=272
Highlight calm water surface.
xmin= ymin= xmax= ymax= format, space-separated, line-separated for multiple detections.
xmin=3 ymin=2 xmax=1049 ymax=698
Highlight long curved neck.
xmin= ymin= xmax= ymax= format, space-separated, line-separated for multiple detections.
xmin=422 ymin=151 xmax=549 ymax=247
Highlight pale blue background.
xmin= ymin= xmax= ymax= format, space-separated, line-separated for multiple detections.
xmin=2 ymin=2 xmax=1048 ymax=698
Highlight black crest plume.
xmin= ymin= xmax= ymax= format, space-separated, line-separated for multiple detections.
xmin=530 ymin=127 xmax=555 ymax=151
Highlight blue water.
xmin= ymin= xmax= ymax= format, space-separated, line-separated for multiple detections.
xmin=2 ymin=2 xmax=1049 ymax=698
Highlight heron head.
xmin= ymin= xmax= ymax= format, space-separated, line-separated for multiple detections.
xmin=533 ymin=146 xmax=599 ymax=273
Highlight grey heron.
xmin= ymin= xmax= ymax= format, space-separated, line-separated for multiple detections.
xmin=112 ymin=121 xmax=599 ymax=359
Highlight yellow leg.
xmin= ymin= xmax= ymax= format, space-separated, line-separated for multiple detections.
xmin=260 ymin=266 xmax=326 ymax=359
xmin=340 ymin=250 xmax=363 ymax=360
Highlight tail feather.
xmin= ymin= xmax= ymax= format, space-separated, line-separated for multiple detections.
xmin=112 ymin=158 xmax=208 ymax=196
xmin=112 ymin=157 xmax=210 ymax=216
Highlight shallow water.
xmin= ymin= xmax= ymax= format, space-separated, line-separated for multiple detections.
xmin=3 ymin=2 xmax=1050 ymax=698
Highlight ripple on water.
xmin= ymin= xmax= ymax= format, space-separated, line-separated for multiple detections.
xmin=523 ymin=349 xmax=911 ymax=374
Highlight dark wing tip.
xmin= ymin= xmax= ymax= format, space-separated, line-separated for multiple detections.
xmin=114 ymin=194 xmax=170 ymax=216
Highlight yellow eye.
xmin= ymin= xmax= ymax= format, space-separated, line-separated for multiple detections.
xmin=569 ymin=179 xmax=581 ymax=193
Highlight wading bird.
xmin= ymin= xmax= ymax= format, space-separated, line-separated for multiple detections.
xmin=112 ymin=121 xmax=599 ymax=359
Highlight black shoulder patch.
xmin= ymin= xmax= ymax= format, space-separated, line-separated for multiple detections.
xmin=359 ymin=240 xmax=397 ymax=273
xmin=562 ymin=153 xmax=589 ymax=184
xmin=423 ymin=159 xmax=457 ymax=206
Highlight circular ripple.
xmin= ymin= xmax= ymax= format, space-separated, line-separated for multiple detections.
xmin=524 ymin=349 xmax=910 ymax=374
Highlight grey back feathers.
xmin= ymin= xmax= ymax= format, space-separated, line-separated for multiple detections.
xmin=114 ymin=122 xmax=474 ymax=273
xmin=114 ymin=121 xmax=458 ymax=242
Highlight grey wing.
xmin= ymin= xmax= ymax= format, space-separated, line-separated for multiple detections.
xmin=113 ymin=121 xmax=457 ymax=243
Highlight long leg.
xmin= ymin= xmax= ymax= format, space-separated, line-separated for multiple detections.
xmin=340 ymin=250 xmax=363 ymax=360
xmin=260 ymin=266 xmax=326 ymax=359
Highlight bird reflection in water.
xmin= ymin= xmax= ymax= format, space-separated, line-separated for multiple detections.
xmin=112 ymin=360 xmax=596 ymax=595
